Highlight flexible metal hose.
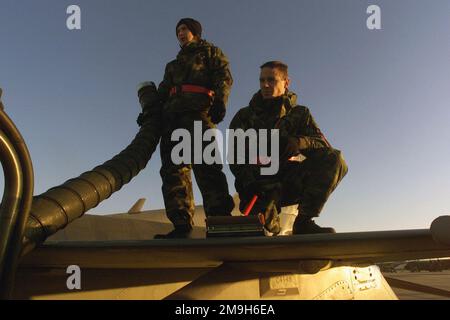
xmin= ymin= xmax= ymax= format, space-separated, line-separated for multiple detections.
xmin=20 ymin=113 xmax=160 ymax=256
xmin=0 ymin=87 xmax=34 ymax=298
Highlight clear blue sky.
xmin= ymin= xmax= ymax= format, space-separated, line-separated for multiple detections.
xmin=1 ymin=0 xmax=449 ymax=231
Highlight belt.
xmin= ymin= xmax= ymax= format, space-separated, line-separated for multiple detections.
xmin=169 ymin=85 xmax=215 ymax=98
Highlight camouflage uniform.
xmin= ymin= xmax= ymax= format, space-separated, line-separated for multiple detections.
xmin=157 ymin=39 xmax=234 ymax=228
xmin=229 ymin=91 xmax=348 ymax=218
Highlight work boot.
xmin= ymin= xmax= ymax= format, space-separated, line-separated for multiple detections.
xmin=154 ymin=224 xmax=193 ymax=239
xmin=292 ymin=215 xmax=335 ymax=235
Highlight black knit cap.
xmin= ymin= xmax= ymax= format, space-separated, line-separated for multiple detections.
xmin=176 ymin=18 xmax=202 ymax=38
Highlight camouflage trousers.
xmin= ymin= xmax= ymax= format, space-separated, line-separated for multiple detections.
xmin=238 ymin=148 xmax=348 ymax=217
xmin=159 ymin=111 xmax=234 ymax=227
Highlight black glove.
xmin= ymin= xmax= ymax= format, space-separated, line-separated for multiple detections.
xmin=208 ymin=101 xmax=226 ymax=124
xmin=279 ymin=135 xmax=300 ymax=161
xmin=243 ymin=179 xmax=261 ymax=197
xmin=239 ymin=178 xmax=260 ymax=214
xmin=242 ymin=179 xmax=281 ymax=206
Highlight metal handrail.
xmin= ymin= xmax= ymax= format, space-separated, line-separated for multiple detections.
xmin=0 ymin=131 xmax=23 ymax=291
xmin=0 ymin=88 xmax=34 ymax=299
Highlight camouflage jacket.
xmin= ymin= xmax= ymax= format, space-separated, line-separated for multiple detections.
xmin=157 ymin=39 xmax=233 ymax=114
xmin=229 ymin=90 xmax=331 ymax=185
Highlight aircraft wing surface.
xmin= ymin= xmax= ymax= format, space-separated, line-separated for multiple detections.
xmin=21 ymin=221 xmax=450 ymax=270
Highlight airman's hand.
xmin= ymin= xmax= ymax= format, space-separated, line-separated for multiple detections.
xmin=208 ymin=101 xmax=226 ymax=124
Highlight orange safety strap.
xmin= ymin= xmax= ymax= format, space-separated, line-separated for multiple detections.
xmin=243 ymin=195 xmax=258 ymax=216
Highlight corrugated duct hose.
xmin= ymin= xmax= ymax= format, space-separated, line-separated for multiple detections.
xmin=21 ymin=82 xmax=161 ymax=255
xmin=0 ymin=83 xmax=160 ymax=298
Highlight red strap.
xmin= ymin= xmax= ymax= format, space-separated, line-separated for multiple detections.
xmin=170 ymin=85 xmax=214 ymax=97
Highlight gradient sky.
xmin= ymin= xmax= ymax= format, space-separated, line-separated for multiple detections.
xmin=1 ymin=0 xmax=449 ymax=232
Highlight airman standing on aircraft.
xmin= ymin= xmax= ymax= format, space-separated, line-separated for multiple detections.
xmin=139 ymin=18 xmax=234 ymax=238
xmin=229 ymin=61 xmax=348 ymax=234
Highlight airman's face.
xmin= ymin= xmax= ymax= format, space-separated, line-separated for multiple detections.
xmin=259 ymin=67 xmax=290 ymax=99
xmin=177 ymin=24 xmax=195 ymax=46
